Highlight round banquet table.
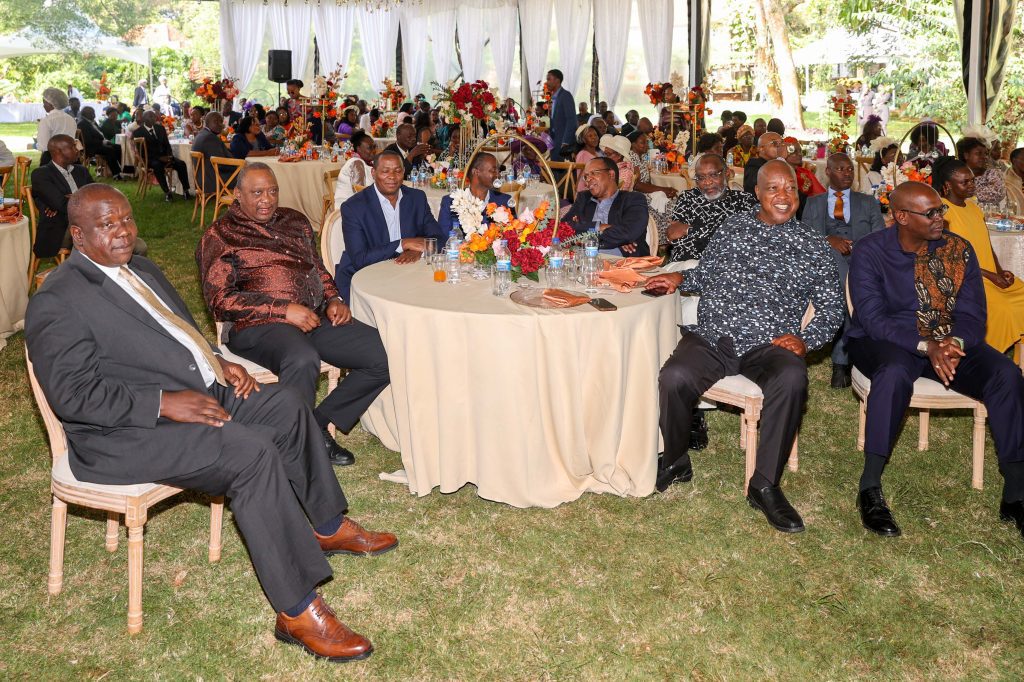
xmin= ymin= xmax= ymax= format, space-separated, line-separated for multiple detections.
xmin=246 ymin=156 xmax=342 ymax=231
xmin=350 ymin=260 xmax=681 ymax=508
xmin=416 ymin=182 xmax=558 ymax=219
xmin=990 ymin=230 xmax=1024 ymax=277
xmin=115 ymin=134 xmax=194 ymax=194
xmin=651 ymin=171 xmax=690 ymax=193
xmin=0 ymin=216 xmax=30 ymax=351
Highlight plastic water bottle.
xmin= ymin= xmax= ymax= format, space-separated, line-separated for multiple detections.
xmin=726 ymin=150 xmax=734 ymax=167
xmin=0 ymin=182 xmax=5 ymax=206
xmin=444 ymin=228 xmax=462 ymax=284
xmin=547 ymin=237 xmax=565 ymax=287
xmin=493 ymin=239 xmax=511 ymax=295
xmin=584 ymin=226 xmax=600 ymax=259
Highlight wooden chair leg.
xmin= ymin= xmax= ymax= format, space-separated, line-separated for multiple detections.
xmin=972 ymin=407 xmax=986 ymax=490
xmin=208 ymin=496 xmax=224 ymax=563
xmin=788 ymin=432 xmax=799 ymax=472
xmin=28 ymin=255 xmax=39 ymax=290
xmin=191 ymin=192 xmax=200 ymax=224
xmin=743 ymin=409 xmax=759 ymax=495
xmin=918 ymin=409 xmax=930 ymax=451
xmin=857 ymin=398 xmax=866 ymax=451
xmin=126 ymin=521 xmax=144 ymax=634
xmin=105 ymin=512 xmax=119 ymax=552
xmin=48 ymin=496 xmax=67 ymax=596
xmin=739 ymin=413 xmax=747 ymax=449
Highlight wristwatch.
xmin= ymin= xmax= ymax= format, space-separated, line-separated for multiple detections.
xmin=917 ymin=339 xmax=929 ymax=354
xmin=950 ymin=336 xmax=965 ymax=350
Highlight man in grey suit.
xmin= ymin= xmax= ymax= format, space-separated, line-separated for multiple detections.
xmin=546 ymin=69 xmax=577 ymax=161
xmin=25 ymin=184 xmax=398 ymax=663
xmin=802 ymin=153 xmax=885 ymax=388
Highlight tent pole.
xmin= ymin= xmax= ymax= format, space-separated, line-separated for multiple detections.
xmin=147 ymin=48 xmax=152 ymax=95
xmin=967 ymin=0 xmax=984 ymax=125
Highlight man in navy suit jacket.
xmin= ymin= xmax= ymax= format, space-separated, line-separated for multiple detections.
xmin=437 ymin=152 xmax=515 ymax=233
xmin=564 ymin=157 xmax=652 ymax=256
xmin=546 ymin=69 xmax=577 ymax=161
xmin=337 ymin=150 xmax=446 ymax=300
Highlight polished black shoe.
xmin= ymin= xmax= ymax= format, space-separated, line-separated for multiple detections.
xmin=999 ymin=500 xmax=1024 ymax=539
xmin=858 ymin=486 xmax=901 ymax=537
xmin=830 ymin=364 xmax=851 ymax=389
xmin=163 ymin=192 xmax=173 ymax=203
xmin=655 ymin=453 xmax=693 ymax=492
xmin=323 ymin=427 xmax=355 ymax=467
xmin=689 ymin=410 xmax=709 ymax=451
xmin=747 ymin=485 xmax=805 ymax=533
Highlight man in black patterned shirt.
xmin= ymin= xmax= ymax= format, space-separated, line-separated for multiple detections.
xmin=645 ymin=160 xmax=843 ymax=533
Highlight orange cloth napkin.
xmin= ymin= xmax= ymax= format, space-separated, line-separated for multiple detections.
xmin=608 ymin=256 xmax=663 ymax=271
xmin=542 ymin=289 xmax=591 ymax=308
xmin=278 ymin=155 xmax=302 ymax=163
xmin=0 ymin=205 xmax=22 ymax=223
xmin=596 ymin=268 xmax=648 ymax=292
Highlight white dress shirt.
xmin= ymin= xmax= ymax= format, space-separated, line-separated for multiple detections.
xmin=826 ymin=187 xmax=852 ymax=223
xmin=54 ymin=163 xmax=80 ymax=192
xmin=36 ymin=109 xmax=77 ymax=152
xmin=373 ymin=184 xmax=404 ymax=253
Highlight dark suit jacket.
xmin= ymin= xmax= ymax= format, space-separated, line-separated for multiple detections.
xmin=563 ymin=190 xmax=651 ymax=256
xmin=436 ymin=190 xmax=514 ymax=233
xmin=133 ymin=86 xmax=148 ymax=107
xmin=549 ymin=87 xmax=577 ymax=160
xmin=25 ymin=251 xmax=225 ymax=484
xmin=336 ymin=186 xmax=446 ymax=300
xmin=30 ymin=162 xmax=94 ymax=257
xmin=743 ymin=157 xmax=767 ymax=194
xmin=132 ymin=124 xmax=173 ymax=163
xmin=383 ymin=142 xmax=429 ymax=179
xmin=802 ymin=189 xmax=885 ymax=278
xmin=77 ymin=119 xmax=109 ymax=156
xmin=192 ymin=128 xmax=234 ymax=194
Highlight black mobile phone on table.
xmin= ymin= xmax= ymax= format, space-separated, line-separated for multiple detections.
xmin=641 ymin=289 xmax=667 ymax=297
xmin=589 ymin=298 xmax=617 ymax=311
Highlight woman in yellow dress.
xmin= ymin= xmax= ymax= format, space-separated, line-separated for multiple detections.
xmin=934 ymin=156 xmax=1024 ymax=360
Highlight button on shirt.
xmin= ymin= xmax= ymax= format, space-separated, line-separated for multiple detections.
xmin=82 ymin=254 xmax=218 ymax=387
xmin=827 ymin=187 xmax=851 ymax=223
xmin=681 ymin=209 xmax=844 ymax=356
xmin=374 ymin=185 xmax=404 ymax=253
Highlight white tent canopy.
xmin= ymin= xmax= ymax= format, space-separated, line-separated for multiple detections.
xmin=0 ymin=29 xmax=150 ymax=66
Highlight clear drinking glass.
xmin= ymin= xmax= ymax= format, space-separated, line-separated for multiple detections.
xmin=423 ymin=237 xmax=437 ymax=263
xmin=430 ymin=254 xmax=447 ymax=283
xmin=580 ymin=257 xmax=601 ymax=294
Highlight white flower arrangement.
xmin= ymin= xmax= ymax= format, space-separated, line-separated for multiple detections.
xmin=869 ymin=136 xmax=898 ymax=155
xmin=311 ymin=75 xmax=329 ymax=99
xmin=450 ymin=188 xmax=486 ymax=235
xmin=673 ymin=130 xmax=690 ymax=150
xmin=880 ymin=162 xmax=907 ymax=188
xmin=490 ymin=205 xmax=512 ymax=226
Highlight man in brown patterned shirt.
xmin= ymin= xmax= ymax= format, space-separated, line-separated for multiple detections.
xmin=197 ymin=163 xmax=390 ymax=466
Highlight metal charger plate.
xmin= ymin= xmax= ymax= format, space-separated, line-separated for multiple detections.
xmin=509 ymin=287 xmax=591 ymax=309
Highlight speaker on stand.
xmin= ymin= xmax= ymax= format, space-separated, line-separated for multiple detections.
xmin=268 ymin=49 xmax=292 ymax=108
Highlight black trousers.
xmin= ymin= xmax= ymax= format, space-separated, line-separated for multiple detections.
xmin=659 ymin=332 xmax=808 ymax=487
xmin=150 ymin=155 xmax=190 ymax=195
xmin=88 ymin=143 xmax=122 ymax=177
xmin=157 ymin=383 xmax=347 ymax=612
xmin=228 ymin=316 xmax=390 ymax=433
xmin=849 ymin=337 xmax=1024 ymax=464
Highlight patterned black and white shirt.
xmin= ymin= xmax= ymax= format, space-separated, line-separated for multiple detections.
xmin=664 ymin=188 xmax=759 ymax=262
xmin=681 ymin=210 xmax=843 ymax=356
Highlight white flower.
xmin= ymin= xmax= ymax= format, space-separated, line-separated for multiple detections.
xmin=450 ymin=188 xmax=486 ymax=235
xmin=491 ymin=206 xmax=512 ymax=225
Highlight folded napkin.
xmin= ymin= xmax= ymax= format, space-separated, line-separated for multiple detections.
xmin=542 ymin=288 xmax=591 ymax=308
xmin=0 ymin=205 xmax=22 ymax=224
xmin=608 ymin=256 xmax=663 ymax=271
xmin=278 ymin=155 xmax=302 ymax=163
xmin=597 ymin=268 xmax=649 ymax=293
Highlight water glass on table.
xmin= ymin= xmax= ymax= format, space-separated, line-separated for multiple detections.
xmin=430 ymin=254 xmax=447 ymax=282
xmin=580 ymin=257 xmax=601 ymax=294
xmin=423 ymin=237 xmax=437 ymax=263
xmin=491 ymin=265 xmax=512 ymax=296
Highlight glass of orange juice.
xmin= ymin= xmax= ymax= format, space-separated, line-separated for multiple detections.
xmin=431 ymin=254 xmax=446 ymax=282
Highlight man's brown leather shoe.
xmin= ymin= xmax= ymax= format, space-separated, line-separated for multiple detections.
xmin=274 ymin=595 xmax=373 ymax=662
xmin=316 ymin=517 xmax=399 ymax=557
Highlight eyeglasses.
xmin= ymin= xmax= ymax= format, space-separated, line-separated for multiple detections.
xmin=694 ymin=170 xmax=726 ymax=183
xmin=897 ymin=205 xmax=948 ymax=220
xmin=582 ymin=169 xmax=612 ymax=181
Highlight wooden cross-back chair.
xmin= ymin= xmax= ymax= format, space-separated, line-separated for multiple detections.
xmin=210 ymin=157 xmax=246 ymax=223
xmin=23 ymin=187 xmax=68 ymax=290
xmin=543 ymin=161 xmax=585 ymax=200
xmin=190 ymin=151 xmax=215 ymax=228
xmin=321 ymin=168 xmax=341 ymax=231
xmin=13 ymin=156 xmax=32 ymax=209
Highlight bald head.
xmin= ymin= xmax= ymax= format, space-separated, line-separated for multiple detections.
xmin=887 ymin=181 xmax=939 ymax=213
xmin=47 ymin=134 xmax=78 ymax=168
xmin=68 ymin=185 xmax=138 ymax=267
xmin=757 ymin=132 xmax=784 ymax=160
xmin=756 ymin=158 xmax=796 ymax=188
xmin=888 ymin=181 xmax=945 ymax=243
xmin=203 ymin=111 xmax=225 ymax=134
xmin=68 ymin=184 xmax=128 ymax=228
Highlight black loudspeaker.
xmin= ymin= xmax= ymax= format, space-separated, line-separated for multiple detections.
xmin=268 ymin=50 xmax=292 ymax=83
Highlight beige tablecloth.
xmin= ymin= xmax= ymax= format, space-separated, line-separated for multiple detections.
xmin=417 ymin=182 xmax=558 ymax=219
xmin=991 ymin=230 xmax=1024 ymax=278
xmin=0 ymin=216 xmax=30 ymax=350
xmin=115 ymin=134 xmax=194 ymax=193
xmin=651 ymin=171 xmax=691 ymax=193
xmin=247 ymin=156 xmax=342 ymax=231
xmin=350 ymin=260 xmax=681 ymax=508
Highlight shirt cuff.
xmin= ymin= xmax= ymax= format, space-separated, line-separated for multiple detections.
xmin=395 ymin=240 xmax=403 ymax=254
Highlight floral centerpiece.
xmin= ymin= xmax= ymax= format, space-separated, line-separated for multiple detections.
xmin=682 ymin=85 xmax=712 ymax=137
xmin=828 ymin=86 xmax=856 ymax=154
xmin=194 ymin=77 xmax=239 ymax=104
xmin=425 ymin=157 xmax=462 ymax=189
xmin=370 ymin=118 xmax=392 ymax=138
xmin=161 ymin=115 xmax=177 ymax=135
xmin=96 ymin=73 xmax=110 ymax=100
xmin=311 ymin=67 xmax=346 ymax=119
xmin=877 ymin=160 xmax=932 ymax=209
xmin=644 ymin=82 xmax=669 ymax=106
xmin=433 ymin=79 xmax=500 ymax=125
xmin=651 ymin=129 xmax=689 ymax=168
xmin=379 ymin=78 xmax=405 ymax=111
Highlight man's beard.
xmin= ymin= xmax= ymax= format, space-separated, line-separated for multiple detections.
xmin=701 ymin=187 xmax=725 ymax=201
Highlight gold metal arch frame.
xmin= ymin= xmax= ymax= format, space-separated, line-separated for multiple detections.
xmin=461 ymin=132 xmax=560 ymax=220
xmin=887 ymin=121 xmax=958 ymax=186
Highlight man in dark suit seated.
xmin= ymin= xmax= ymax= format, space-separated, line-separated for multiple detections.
xmin=197 ymin=163 xmax=390 ymax=467
xmin=802 ymin=153 xmax=885 ymax=388
xmin=31 ymin=134 xmax=93 ymax=259
xmin=26 ymin=184 xmax=398 ymax=663
xmin=132 ymin=110 xmax=192 ymax=202
xmin=563 ymin=157 xmax=651 ymax=256
xmin=437 ymin=152 xmax=514 ymax=233
xmin=742 ymin=132 xmax=784 ymax=195
xmin=191 ymin=111 xmax=235 ymax=195
xmin=77 ymin=106 xmax=123 ymax=179
xmin=383 ymin=123 xmax=432 ymax=179
xmin=845 ymin=182 xmax=1024 ymax=540
xmin=336 ymin=150 xmax=446 ymax=300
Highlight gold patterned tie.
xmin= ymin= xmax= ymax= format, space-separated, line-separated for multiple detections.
xmin=119 ymin=266 xmax=227 ymax=386
xmin=833 ymin=191 xmax=845 ymax=222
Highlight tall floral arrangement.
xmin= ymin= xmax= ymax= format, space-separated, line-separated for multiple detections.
xmin=379 ymin=78 xmax=405 ymax=111
xmin=433 ymin=79 xmax=501 ymax=125
xmin=194 ymin=77 xmax=239 ymax=104
xmin=828 ymin=86 xmax=856 ymax=154
xmin=644 ymin=82 xmax=669 ymax=106
xmin=96 ymin=73 xmax=110 ymax=100
xmin=683 ymin=85 xmax=712 ymax=136
xmin=311 ymin=67 xmax=346 ymax=119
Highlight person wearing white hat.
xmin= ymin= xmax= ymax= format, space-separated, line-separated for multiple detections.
xmin=598 ymin=134 xmax=635 ymax=190
xmin=37 ymin=87 xmax=77 ymax=166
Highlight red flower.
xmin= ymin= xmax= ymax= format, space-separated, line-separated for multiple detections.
xmin=555 ymin=221 xmax=575 ymax=241
xmin=512 ymin=247 xmax=544 ymax=273
xmin=502 ymin=229 xmax=521 ymax=251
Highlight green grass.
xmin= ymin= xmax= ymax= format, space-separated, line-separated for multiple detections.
xmin=3 ymin=164 xmax=1024 ymax=679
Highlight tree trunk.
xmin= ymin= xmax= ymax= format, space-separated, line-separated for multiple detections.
xmin=752 ymin=0 xmax=782 ymax=110
xmin=759 ymin=0 xmax=805 ymax=130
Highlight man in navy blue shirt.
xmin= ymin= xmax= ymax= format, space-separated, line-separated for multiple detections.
xmin=846 ymin=181 xmax=1024 ymax=539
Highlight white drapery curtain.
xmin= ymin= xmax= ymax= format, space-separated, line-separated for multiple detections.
xmin=489 ymin=3 xmax=519 ymax=98
xmin=637 ymin=0 xmax=673 ymax=84
xmin=518 ymin=0 xmax=552 ymax=94
xmin=268 ymin=0 xmax=312 ymax=83
xmin=553 ymin=0 xmax=591 ymax=95
xmin=314 ymin=4 xmax=356 ymax=77
xmin=400 ymin=6 xmax=430 ymax=97
xmin=219 ymin=1 xmax=267 ymax=92
xmin=593 ymin=0 xmax=632 ymax=107
xmin=428 ymin=2 xmax=458 ymax=84
xmin=358 ymin=6 xmax=401 ymax=91
xmin=456 ymin=4 xmax=489 ymax=83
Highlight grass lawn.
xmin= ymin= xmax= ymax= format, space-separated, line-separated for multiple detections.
xmin=2 ymin=135 xmax=1024 ymax=680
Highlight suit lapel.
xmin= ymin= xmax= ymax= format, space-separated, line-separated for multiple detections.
xmin=47 ymin=164 xmax=72 ymax=195
xmin=366 ymin=189 xmax=390 ymax=243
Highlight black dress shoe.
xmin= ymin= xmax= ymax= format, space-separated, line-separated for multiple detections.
xmin=999 ymin=500 xmax=1024 ymax=539
xmin=747 ymin=485 xmax=805 ymax=533
xmin=830 ymin=364 xmax=851 ymax=389
xmin=689 ymin=411 xmax=709 ymax=451
xmin=323 ymin=427 xmax=355 ymax=466
xmin=655 ymin=453 xmax=693 ymax=492
xmin=858 ymin=486 xmax=901 ymax=537
xmin=164 ymin=192 xmax=173 ymax=203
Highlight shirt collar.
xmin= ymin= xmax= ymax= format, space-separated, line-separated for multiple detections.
xmin=80 ymin=251 xmax=122 ymax=279
xmin=590 ymin=190 xmax=619 ymax=205
xmin=888 ymin=223 xmax=948 ymax=254
xmin=373 ymin=184 xmax=402 ymax=206
xmin=829 ymin=186 xmax=851 ymax=198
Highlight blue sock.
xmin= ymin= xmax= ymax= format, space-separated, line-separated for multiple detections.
xmin=283 ymin=589 xmax=317 ymax=617
xmin=315 ymin=513 xmax=343 ymax=536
